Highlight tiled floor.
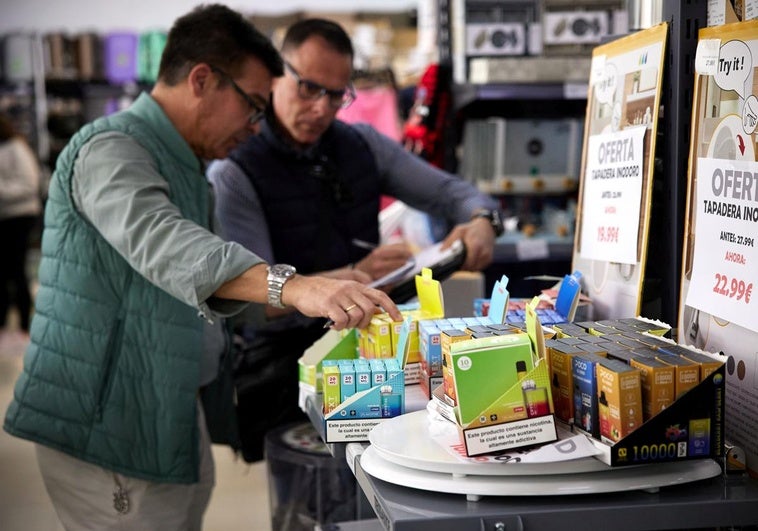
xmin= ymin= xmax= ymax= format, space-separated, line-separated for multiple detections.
xmin=0 ymin=317 xmax=272 ymax=531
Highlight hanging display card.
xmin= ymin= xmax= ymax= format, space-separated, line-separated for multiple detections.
xmin=572 ymin=23 xmax=668 ymax=319
xmin=678 ymin=19 xmax=758 ymax=476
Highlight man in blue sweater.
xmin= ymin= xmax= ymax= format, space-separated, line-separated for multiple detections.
xmin=208 ymin=18 xmax=503 ymax=462
xmin=3 ymin=6 xmax=399 ymax=530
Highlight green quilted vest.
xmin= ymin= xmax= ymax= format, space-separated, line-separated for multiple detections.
xmin=4 ymin=93 xmax=210 ymax=483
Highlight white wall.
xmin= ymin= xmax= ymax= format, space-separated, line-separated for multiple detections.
xmin=1 ymin=0 xmax=418 ymax=33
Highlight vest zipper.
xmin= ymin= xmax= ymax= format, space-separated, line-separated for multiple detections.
xmin=95 ymin=317 xmax=125 ymax=422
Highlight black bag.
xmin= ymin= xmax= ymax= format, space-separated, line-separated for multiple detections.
xmin=199 ymin=337 xmax=241 ymax=451
xmin=233 ymin=321 xmax=327 ymax=463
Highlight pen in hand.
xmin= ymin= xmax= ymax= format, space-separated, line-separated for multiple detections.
xmin=351 ymin=238 xmax=378 ymax=251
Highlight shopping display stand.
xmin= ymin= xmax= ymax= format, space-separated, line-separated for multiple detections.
xmin=351 ymin=449 xmax=758 ymax=531
xmin=357 ymin=410 xmax=721 ymax=501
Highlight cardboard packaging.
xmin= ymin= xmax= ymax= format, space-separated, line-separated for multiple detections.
xmin=432 ymin=297 xmax=559 ymax=457
xmin=547 ymin=318 xmax=726 ymax=467
xmin=297 ymin=268 xmax=444 ymax=443
xmin=596 ymin=359 xmax=643 ymax=443
xmin=629 ymin=355 xmax=676 ymax=421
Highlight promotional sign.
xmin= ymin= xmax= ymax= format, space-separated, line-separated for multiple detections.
xmin=572 ymin=23 xmax=668 ymax=319
xmin=579 ymin=126 xmax=646 ymax=264
xmin=685 ymin=157 xmax=758 ymax=332
xmin=678 ymin=19 xmax=758 ymax=476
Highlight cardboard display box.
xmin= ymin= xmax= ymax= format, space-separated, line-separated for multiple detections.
xmin=297 ymin=269 xmax=444 ymax=443
xmin=430 ymin=297 xmax=560 ymax=457
xmin=552 ymin=319 xmax=726 ymax=466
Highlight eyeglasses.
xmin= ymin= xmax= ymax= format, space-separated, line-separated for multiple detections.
xmin=284 ymin=62 xmax=355 ymax=110
xmin=210 ymin=65 xmax=267 ymax=125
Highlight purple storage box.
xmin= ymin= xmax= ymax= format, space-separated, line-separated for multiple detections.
xmin=103 ymin=32 xmax=137 ymax=84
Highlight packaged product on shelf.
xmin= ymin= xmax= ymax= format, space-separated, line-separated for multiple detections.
xmin=545 ymin=317 xmax=726 ymax=466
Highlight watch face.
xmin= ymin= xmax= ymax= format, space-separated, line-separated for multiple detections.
xmin=270 ymin=264 xmax=296 ymax=278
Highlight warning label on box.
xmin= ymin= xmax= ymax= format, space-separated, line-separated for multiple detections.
xmin=463 ymin=416 xmax=557 ymax=456
xmin=325 ymin=419 xmax=382 ymax=443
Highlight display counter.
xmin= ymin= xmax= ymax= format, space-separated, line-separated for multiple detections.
xmin=350 ymin=450 xmax=758 ymax=531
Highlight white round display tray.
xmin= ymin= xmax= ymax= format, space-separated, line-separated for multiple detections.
xmin=369 ymin=410 xmax=610 ymax=476
xmin=364 ymin=410 xmax=722 ymax=499
xmin=360 ymin=444 xmax=722 ymax=499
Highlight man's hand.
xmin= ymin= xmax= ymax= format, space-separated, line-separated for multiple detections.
xmin=441 ymin=217 xmax=495 ymax=271
xmin=319 ymin=266 xmax=373 ymax=283
xmin=353 ymin=242 xmax=413 ymax=280
xmin=282 ymin=274 xmax=402 ymax=330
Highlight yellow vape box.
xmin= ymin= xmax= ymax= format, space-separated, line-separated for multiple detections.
xmin=441 ymin=328 xmax=472 ymax=406
xmin=545 ymin=340 xmax=585 ymax=423
xmin=596 ymin=358 xmax=643 ymax=443
xmin=669 ymin=346 xmax=723 ymax=379
xmin=629 ymin=355 xmax=675 ymax=421
xmin=655 ymin=353 xmax=700 ymax=398
xmin=322 ymin=363 xmax=341 ymax=415
xmin=366 ymin=315 xmax=393 ymax=359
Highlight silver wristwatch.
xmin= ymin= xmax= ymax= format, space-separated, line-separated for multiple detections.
xmin=267 ymin=264 xmax=296 ymax=309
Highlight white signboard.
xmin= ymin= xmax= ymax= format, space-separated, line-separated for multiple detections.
xmin=685 ymin=157 xmax=758 ymax=333
xmin=579 ymin=126 xmax=646 ymax=264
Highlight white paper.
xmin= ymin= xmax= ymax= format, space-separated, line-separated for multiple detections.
xmin=371 ymin=240 xmax=464 ymax=289
xmin=516 ymin=238 xmax=549 ymax=261
xmin=579 ymin=126 xmax=647 ymax=264
xmin=685 ymin=157 xmax=758 ymax=333
xmin=426 ymin=405 xmax=602 ymax=464
xmin=696 ymin=39 xmax=721 ymax=76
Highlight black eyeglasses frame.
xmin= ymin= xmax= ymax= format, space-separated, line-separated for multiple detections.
xmin=209 ymin=65 xmax=267 ymax=125
xmin=284 ymin=61 xmax=355 ymax=110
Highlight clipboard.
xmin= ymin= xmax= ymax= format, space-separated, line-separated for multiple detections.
xmin=385 ymin=240 xmax=467 ymax=303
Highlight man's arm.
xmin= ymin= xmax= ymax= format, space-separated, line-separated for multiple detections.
xmin=355 ymin=123 xmax=499 ymax=223
xmin=73 ymin=132 xmax=264 ymax=314
xmin=355 ymin=123 xmax=500 ymax=271
xmin=206 ymin=158 xmax=275 ymax=263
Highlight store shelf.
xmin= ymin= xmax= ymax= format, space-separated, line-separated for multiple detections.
xmin=454 ymin=81 xmax=588 ymax=109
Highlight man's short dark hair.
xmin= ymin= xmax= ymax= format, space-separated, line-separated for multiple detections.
xmin=158 ymin=4 xmax=283 ymax=85
xmin=281 ymin=18 xmax=354 ymax=59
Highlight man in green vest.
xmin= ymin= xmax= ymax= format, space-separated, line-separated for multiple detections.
xmin=3 ymin=5 xmax=400 ymax=530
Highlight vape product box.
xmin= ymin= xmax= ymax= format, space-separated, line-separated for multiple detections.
xmin=572 ymin=353 xmax=606 ymax=438
xmin=339 ymin=361 xmax=356 ymax=402
xmin=546 ymin=341 xmax=586 ymax=423
xmin=596 ymin=359 xmax=643 ymax=443
xmin=365 ymin=315 xmax=393 ymax=359
xmin=676 ymin=348 xmax=723 ymax=379
xmin=629 ymin=355 xmax=675 ymax=421
xmin=298 ymin=268 xmax=445 ymax=443
xmin=447 ymin=298 xmax=558 ymax=456
xmin=617 ymin=317 xmax=672 ymax=336
xmin=655 ymin=353 xmax=700 ymax=398
xmin=322 ymin=363 xmax=341 ymax=415
xmin=441 ymin=328 xmax=472 ymax=406
xmin=449 ymin=333 xmax=535 ymax=426
xmin=354 ymin=360 xmax=372 ymax=393
xmin=369 ymin=359 xmax=387 ymax=387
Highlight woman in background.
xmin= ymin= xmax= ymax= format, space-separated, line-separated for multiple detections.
xmin=0 ymin=113 xmax=42 ymax=341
